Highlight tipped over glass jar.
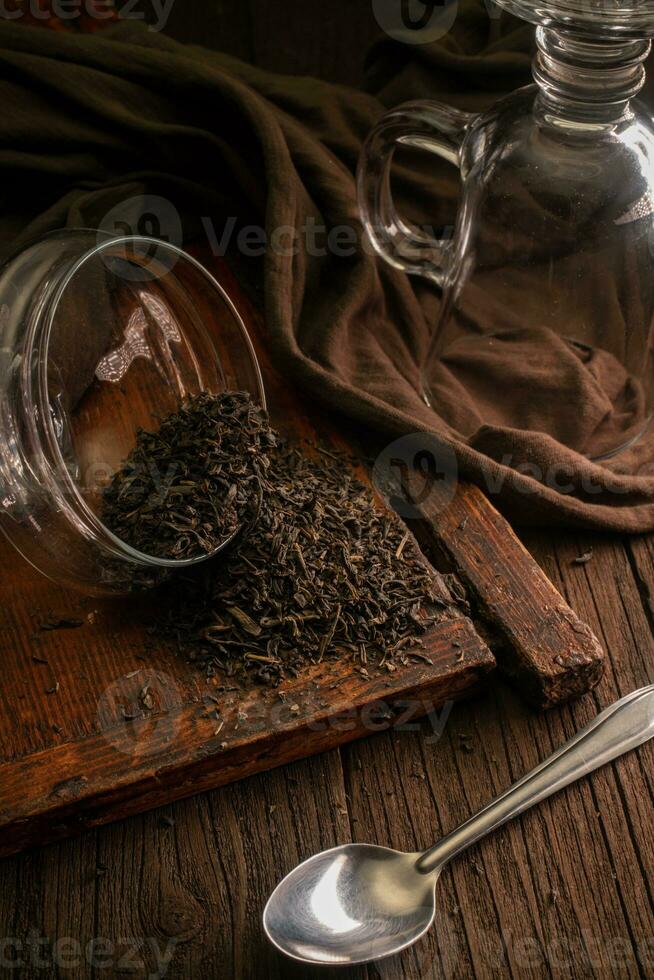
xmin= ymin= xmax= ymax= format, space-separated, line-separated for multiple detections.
xmin=0 ymin=231 xmax=265 ymax=595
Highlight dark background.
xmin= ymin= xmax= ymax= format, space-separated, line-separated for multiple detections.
xmin=133 ymin=0 xmax=382 ymax=85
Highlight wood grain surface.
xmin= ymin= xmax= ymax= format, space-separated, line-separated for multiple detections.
xmin=0 ymin=8 xmax=651 ymax=979
xmin=0 ymin=529 xmax=651 ymax=979
xmin=0 ymin=257 xmax=634 ymax=980
xmin=406 ymin=477 xmax=605 ymax=707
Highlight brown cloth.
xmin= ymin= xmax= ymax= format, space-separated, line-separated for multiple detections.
xmin=2 ymin=6 xmax=654 ymax=531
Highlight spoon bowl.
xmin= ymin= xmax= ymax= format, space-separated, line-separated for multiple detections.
xmin=263 ymin=843 xmax=439 ymax=966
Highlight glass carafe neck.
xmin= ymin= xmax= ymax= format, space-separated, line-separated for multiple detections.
xmin=533 ymin=28 xmax=650 ymax=127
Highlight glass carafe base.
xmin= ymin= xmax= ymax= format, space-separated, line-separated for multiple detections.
xmin=421 ymin=328 xmax=654 ymax=464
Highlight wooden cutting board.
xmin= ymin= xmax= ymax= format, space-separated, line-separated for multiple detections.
xmin=0 ymin=256 xmax=603 ymax=858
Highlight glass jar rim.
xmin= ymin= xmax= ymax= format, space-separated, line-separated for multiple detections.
xmin=21 ymin=231 xmax=266 ymax=569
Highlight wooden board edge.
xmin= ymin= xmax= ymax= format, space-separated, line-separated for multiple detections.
xmin=407 ymin=478 xmax=605 ymax=708
xmin=0 ymin=617 xmax=495 ymax=858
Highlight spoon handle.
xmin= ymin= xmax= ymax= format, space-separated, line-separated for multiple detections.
xmin=416 ymin=684 xmax=654 ymax=875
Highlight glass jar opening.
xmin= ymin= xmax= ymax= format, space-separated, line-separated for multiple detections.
xmin=19 ymin=233 xmax=265 ymax=574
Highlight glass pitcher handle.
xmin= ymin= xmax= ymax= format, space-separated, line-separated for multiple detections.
xmin=357 ymin=100 xmax=474 ymax=287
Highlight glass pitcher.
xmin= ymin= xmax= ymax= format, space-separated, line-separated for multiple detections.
xmin=358 ymin=0 xmax=654 ymax=462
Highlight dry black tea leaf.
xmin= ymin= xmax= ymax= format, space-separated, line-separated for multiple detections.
xmin=155 ymin=395 xmax=450 ymax=683
xmin=102 ymin=391 xmax=275 ymax=561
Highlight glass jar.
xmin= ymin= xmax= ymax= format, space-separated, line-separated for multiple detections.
xmin=358 ymin=1 xmax=654 ymax=462
xmin=0 ymin=230 xmax=265 ymax=595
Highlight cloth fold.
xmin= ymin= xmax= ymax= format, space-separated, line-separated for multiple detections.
xmin=3 ymin=7 xmax=654 ymax=531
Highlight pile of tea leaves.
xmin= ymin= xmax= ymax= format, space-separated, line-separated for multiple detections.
xmin=102 ymin=391 xmax=275 ymax=560
xmin=156 ymin=396 xmax=449 ymax=684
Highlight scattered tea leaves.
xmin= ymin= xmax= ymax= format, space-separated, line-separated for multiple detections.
xmin=159 ymin=403 xmax=449 ymax=683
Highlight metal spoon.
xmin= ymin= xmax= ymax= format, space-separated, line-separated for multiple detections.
xmin=264 ymin=684 xmax=654 ymax=966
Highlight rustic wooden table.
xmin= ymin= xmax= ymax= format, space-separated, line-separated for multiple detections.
xmin=0 ymin=529 xmax=652 ymax=979
xmin=1 ymin=5 xmax=653 ymax=978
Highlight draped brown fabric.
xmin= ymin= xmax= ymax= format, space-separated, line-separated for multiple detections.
xmin=3 ymin=7 xmax=654 ymax=530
